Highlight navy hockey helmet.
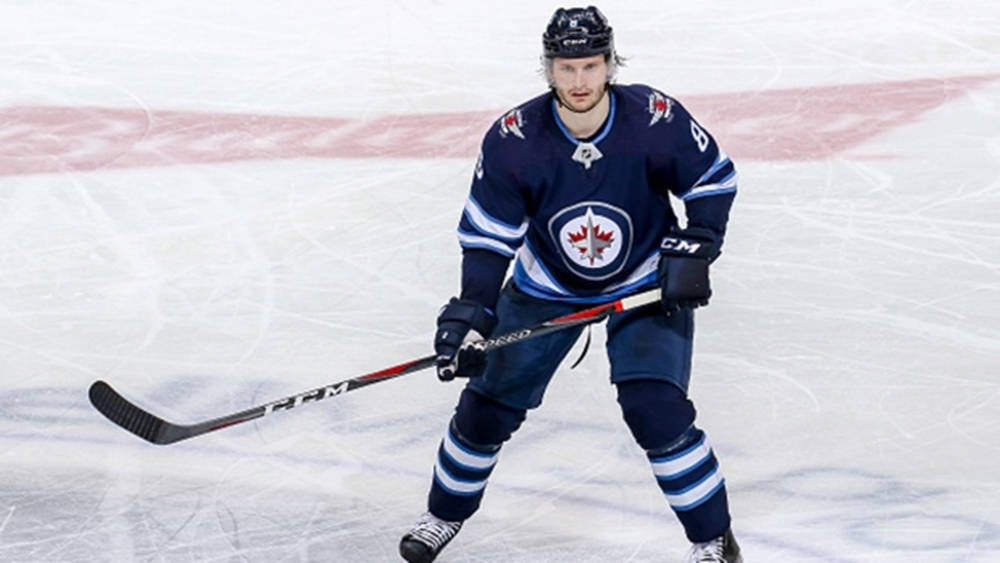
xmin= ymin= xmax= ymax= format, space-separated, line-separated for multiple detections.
xmin=542 ymin=6 xmax=614 ymax=59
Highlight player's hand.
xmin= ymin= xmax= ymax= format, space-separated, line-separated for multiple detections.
xmin=434 ymin=298 xmax=497 ymax=381
xmin=658 ymin=227 xmax=721 ymax=314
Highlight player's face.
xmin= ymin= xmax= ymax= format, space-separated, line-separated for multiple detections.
xmin=549 ymin=55 xmax=609 ymax=113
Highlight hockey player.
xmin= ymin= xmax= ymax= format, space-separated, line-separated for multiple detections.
xmin=400 ymin=6 xmax=742 ymax=563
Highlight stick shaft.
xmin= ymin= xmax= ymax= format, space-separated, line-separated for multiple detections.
xmin=89 ymin=288 xmax=660 ymax=445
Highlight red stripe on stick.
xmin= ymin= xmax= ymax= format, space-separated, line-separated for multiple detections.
xmin=552 ymin=303 xmax=615 ymax=324
xmin=357 ymin=359 xmax=426 ymax=381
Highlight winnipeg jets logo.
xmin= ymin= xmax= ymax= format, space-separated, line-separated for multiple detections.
xmin=474 ymin=150 xmax=484 ymax=180
xmin=550 ymin=202 xmax=633 ymax=281
xmin=499 ymin=109 xmax=525 ymax=139
xmin=648 ymin=91 xmax=673 ymax=126
xmin=566 ymin=207 xmax=615 ymax=265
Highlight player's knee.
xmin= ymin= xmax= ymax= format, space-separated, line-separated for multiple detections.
xmin=616 ymin=379 xmax=696 ymax=452
xmin=453 ymin=388 xmax=527 ymax=447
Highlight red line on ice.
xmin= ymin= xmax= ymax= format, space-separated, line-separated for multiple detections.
xmin=0 ymin=74 xmax=995 ymax=176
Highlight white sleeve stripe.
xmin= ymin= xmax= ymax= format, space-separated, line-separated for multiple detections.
xmin=680 ymin=170 xmax=738 ymax=201
xmin=680 ymin=185 xmax=737 ymax=202
xmin=690 ymin=149 xmax=733 ymax=191
xmin=664 ymin=470 xmax=725 ymax=511
xmin=464 ymin=197 xmax=528 ymax=241
xmin=442 ymin=430 xmax=499 ymax=470
xmin=457 ymin=231 xmax=517 ymax=257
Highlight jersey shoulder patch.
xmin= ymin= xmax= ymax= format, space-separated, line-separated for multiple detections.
xmin=646 ymin=88 xmax=674 ymax=126
xmin=491 ymin=91 xmax=552 ymax=142
xmin=498 ymin=108 xmax=526 ymax=139
xmin=612 ymin=83 xmax=681 ymax=128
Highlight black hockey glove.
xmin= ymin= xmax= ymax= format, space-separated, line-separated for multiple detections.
xmin=434 ymin=298 xmax=498 ymax=381
xmin=657 ymin=227 xmax=721 ymax=314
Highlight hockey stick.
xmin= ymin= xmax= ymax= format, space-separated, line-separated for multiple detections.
xmin=89 ymin=288 xmax=660 ymax=445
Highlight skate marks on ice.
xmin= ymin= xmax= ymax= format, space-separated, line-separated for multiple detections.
xmin=0 ymin=375 xmax=448 ymax=451
xmin=2 ymin=382 xmax=999 ymax=561
xmin=738 ymin=466 xmax=1000 ymax=561
xmin=473 ymin=420 xmax=1000 ymax=562
xmin=0 ymin=465 xmax=402 ymax=562
xmin=1 ymin=74 xmax=997 ymax=177
xmin=0 ymin=377 xmax=440 ymax=560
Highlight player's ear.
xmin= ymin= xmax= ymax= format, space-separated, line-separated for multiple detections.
xmin=541 ymin=56 xmax=555 ymax=87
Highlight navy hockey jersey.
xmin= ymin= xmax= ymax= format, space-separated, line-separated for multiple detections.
xmin=458 ymin=84 xmax=737 ymax=304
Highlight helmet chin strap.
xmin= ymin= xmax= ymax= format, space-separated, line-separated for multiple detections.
xmin=551 ymin=82 xmax=610 ymax=114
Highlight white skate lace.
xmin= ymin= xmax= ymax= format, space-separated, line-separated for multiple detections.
xmin=685 ymin=535 xmax=725 ymax=563
xmin=407 ymin=512 xmax=462 ymax=550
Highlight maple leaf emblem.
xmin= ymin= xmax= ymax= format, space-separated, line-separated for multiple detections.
xmin=567 ymin=208 xmax=615 ymax=265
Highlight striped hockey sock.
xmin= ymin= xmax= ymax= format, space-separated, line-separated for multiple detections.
xmin=427 ymin=423 xmax=502 ymax=522
xmin=648 ymin=428 xmax=731 ymax=542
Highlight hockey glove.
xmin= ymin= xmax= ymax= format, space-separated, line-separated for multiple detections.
xmin=658 ymin=227 xmax=721 ymax=314
xmin=434 ymin=298 xmax=498 ymax=381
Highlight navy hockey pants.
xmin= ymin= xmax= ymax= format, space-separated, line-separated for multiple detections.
xmin=469 ymin=282 xmax=695 ymax=408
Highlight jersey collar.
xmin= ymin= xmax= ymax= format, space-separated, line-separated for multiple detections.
xmin=550 ymin=89 xmax=617 ymax=146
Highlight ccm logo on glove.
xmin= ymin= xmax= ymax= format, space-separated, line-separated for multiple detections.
xmin=657 ymin=227 xmax=722 ymax=314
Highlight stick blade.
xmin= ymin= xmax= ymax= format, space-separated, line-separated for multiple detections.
xmin=88 ymin=380 xmax=174 ymax=445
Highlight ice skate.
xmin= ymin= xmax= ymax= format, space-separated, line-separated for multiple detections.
xmin=399 ymin=512 xmax=463 ymax=563
xmin=684 ymin=528 xmax=743 ymax=563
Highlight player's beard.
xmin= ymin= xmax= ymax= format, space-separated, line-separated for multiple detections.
xmin=554 ymin=84 xmax=608 ymax=114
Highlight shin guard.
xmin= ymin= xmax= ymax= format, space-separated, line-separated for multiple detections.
xmin=617 ymin=379 xmax=731 ymax=543
xmin=427 ymin=389 xmax=526 ymax=521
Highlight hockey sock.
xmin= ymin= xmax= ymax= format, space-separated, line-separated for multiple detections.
xmin=617 ymin=379 xmax=731 ymax=542
xmin=427 ymin=390 xmax=525 ymax=522
xmin=648 ymin=427 xmax=731 ymax=542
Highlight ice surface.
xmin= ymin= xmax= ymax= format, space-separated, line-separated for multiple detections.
xmin=0 ymin=1 xmax=998 ymax=561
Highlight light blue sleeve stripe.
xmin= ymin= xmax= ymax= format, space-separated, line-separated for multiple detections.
xmin=680 ymin=170 xmax=738 ymax=201
xmin=464 ymin=196 xmax=528 ymax=242
xmin=457 ymin=230 xmax=518 ymax=257
xmin=681 ymin=185 xmax=737 ymax=202
xmin=689 ymin=149 xmax=733 ymax=191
